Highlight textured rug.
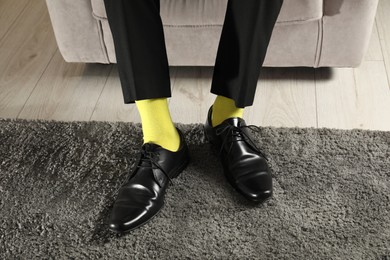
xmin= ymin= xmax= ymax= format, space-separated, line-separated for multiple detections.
xmin=0 ymin=118 xmax=389 ymax=259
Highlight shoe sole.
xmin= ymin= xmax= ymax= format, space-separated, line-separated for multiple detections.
xmin=109 ymin=151 xmax=190 ymax=234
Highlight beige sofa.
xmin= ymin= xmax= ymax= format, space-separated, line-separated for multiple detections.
xmin=45 ymin=0 xmax=379 ymax=68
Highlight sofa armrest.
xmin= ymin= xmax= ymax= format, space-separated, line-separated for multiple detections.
xmin=319 ymin=0 xmax=379 ymax=67
xmin=45 ymin=0 xmax=109 ymax=63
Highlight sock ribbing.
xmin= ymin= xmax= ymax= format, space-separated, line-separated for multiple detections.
xmin=211 ymin=95 xmax=244 ymax=127
xmin=135 ymin=98 xmax=180 ymax=152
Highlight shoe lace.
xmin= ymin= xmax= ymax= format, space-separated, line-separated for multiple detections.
xmin=135 ymin=144 xmax=174 ymax=186
xmin=215 ymin=124 xmax=269 ymax=161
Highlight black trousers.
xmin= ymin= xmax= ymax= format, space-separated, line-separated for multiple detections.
xmin=103 ymin=0 xmax=283 ymax=108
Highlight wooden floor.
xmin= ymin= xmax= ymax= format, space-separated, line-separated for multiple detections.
xmin=1 ymin=0 xmax=390 ymax=131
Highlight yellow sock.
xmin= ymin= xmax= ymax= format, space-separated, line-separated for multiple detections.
xmin=211 ymin=95 xmax=244 ymax=127
xmin=135 ymin=98 xmax=180 ymax=152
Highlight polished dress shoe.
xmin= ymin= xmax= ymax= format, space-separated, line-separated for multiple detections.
xmin=108 ymin=127 xmax=190 ymax=233
xmin=203 ymin=105 xmax=272 ymax=203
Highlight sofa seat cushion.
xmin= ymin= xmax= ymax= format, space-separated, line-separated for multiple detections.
xmin=91 ymin=0 xmax=323 ymax=25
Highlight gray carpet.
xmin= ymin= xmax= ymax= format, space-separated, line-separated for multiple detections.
xmin=0 ymin=118 xmax=389 ymax=259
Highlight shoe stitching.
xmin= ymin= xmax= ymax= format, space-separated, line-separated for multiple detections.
xmin=215 ymin=123 xmax=269 ymax=162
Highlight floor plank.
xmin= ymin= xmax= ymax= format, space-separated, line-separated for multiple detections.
xmin=0 ymin=0 xmax=57 ymax=119
xmin=0 ymin=0 xmax=30 ymax=41
xmin=246 ymin=67 xmax=318 ymax=128
xmin=18 ymin=51 xmax=111 ymax=121
xmin=170 ymin=66 xmax=216 ymax=124
xmin=316 ymin=61 xmax=390 ymax=131
xmin=365 ymin=19 xmax=383 ymax=62
xmin=352 ymin=61 xmax=390 ymax=130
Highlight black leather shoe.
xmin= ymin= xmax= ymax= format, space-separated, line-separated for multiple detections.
xmin=203 ymin=105 xmax=272 ymax=203
xmin=108 ymin=127 xmax=190 ymax=233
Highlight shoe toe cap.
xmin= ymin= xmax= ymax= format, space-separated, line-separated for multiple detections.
xmin=108 ymin=202 xmax=159 ymax=233
xmin=108 ymin=222 xmax=124 ymax=233
xmin=245 ymin=189 xmax=273 ymax=202
xmin=236 ymin=171 xmax=273 ymax=202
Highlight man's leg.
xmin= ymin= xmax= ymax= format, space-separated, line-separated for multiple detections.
xmin=103 ymin=0 xmax=171 ymax=103
xmin=103 ymin=0 xmax=190 ymax=234
xmin=204 ymin=0 xmax=284 ymax=203
xmin=103 ymin=0 xmax=180 ymax=152
xmin=210 ymin=0 xmax=283 ymax=126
